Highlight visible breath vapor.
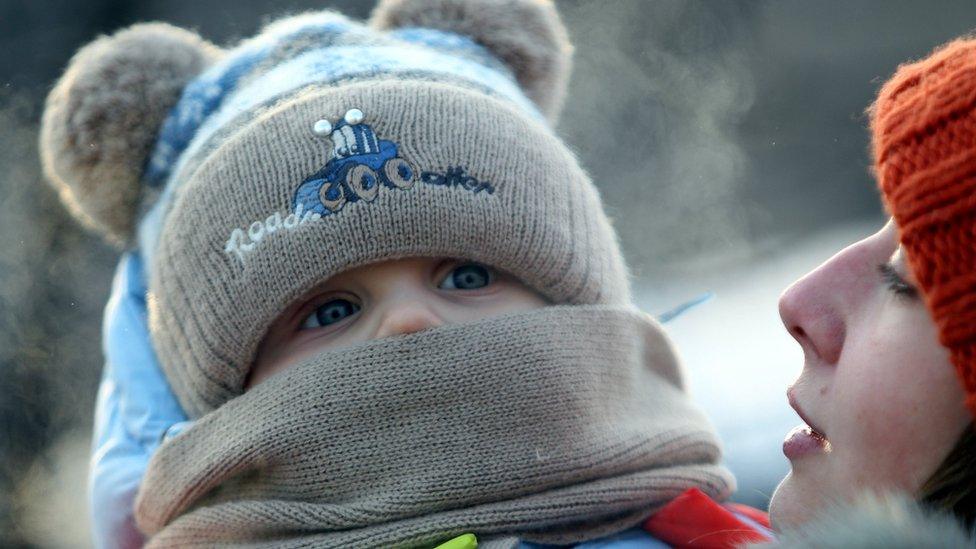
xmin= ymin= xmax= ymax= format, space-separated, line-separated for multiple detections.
xmin=558 ymin=1 xmax=757 ymax=277
xmin=0 ymin=90 xmax=111 ymax=545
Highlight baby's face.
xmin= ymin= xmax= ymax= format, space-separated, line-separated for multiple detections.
xmin=246 ymin=257 xmax=548 ymax=388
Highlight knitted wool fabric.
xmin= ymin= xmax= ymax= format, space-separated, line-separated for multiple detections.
xmin=870 ymin=38 xmax=976 ymax=416
xmin=39 ymin=2 xmax=632 ymax=418
xmin=135 ymin=305 xmax=735 ymax=547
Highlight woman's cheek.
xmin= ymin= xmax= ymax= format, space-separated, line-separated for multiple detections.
xmin=836 ymin=360 xmax=943 ymax=492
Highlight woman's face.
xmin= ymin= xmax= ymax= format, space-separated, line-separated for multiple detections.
xmin=769 ymin=220 xmax=970 ymax=529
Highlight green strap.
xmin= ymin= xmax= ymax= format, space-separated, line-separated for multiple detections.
xmin=433 ymin=533 xmax=478 ymax=549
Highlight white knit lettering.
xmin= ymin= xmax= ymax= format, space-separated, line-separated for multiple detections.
xmin=224 ymin=203 xmax=321 ymax=264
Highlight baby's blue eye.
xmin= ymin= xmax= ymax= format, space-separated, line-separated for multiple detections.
xmin=301 ymin=298 xmax=361 ymax=329
xmin=439 ymin=263 xmax=493 ymax=290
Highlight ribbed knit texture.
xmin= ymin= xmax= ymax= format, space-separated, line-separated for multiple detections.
xmin=135 ymin=305 xmax=734 ymax=547
xmin=150 ymin=81 xmax=630 ymax=418
xmin=870 ymin=38 xmax=976 ymax=416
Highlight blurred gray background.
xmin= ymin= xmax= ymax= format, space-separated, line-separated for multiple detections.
xmin=2 ymin=1 xmax=975 ymax=546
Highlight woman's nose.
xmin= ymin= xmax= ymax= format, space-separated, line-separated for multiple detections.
xmin=778 ymin=270 xmax=846 ymax=366
xmin=374 ymin=299 xmax=444 ymax=339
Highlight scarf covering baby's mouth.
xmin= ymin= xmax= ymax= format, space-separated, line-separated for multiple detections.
xmin=135 ymin=305 xmax=734 ymax=548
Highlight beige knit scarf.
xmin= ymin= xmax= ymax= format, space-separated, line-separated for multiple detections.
xmin=135 ymin=305 xmax=734 ymax=548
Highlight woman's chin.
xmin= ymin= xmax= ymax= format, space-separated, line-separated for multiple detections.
xmin=769 ymin=470 xmax=820 ymax=531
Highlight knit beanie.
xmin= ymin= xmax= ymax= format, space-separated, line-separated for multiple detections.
xmin=39 ymin=0 xmax=632 ymax=418
xmin=870 ymin=37 xmax=976 ymax=416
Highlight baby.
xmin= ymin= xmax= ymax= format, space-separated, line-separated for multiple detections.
xmin=41 ymin=1 xmax=767 ymax=547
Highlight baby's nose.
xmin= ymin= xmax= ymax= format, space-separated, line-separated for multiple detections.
xmin=374 ymin=301 xmax=443 ymax=339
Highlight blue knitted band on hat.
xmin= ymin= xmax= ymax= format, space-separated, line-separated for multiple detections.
xmin=155 ymin=40 xmax=535 ymax=190
xmin=143 ymin=14 xmax=352 ymax=188
xmin=143 ymin=14 xmax=536 ymax=188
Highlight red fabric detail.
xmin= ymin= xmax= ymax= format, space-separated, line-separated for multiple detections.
xmin=642 ymin=488 xmax=771 ymax=548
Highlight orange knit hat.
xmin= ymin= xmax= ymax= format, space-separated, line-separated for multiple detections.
xmin=870 ymin=37 xmax=976 ymax=416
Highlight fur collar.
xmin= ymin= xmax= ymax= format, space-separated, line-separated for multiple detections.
xmin=753 ymin=494 xmax=974 ymax=548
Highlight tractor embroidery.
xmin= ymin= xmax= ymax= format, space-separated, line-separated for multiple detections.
xmin=293 ymin=109 xmax=418 ymax=216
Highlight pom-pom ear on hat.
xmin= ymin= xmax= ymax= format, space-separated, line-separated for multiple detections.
xmin=40 ymin=23 xmax=222 ymax=246
xmin=370 ymin=0 xmax=573 ymax=122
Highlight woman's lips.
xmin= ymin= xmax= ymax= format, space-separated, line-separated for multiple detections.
xmin=783 ymin=425 xmax=831 ymax=459
xmin=784 ymin=387 xmax=831 ymax=460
